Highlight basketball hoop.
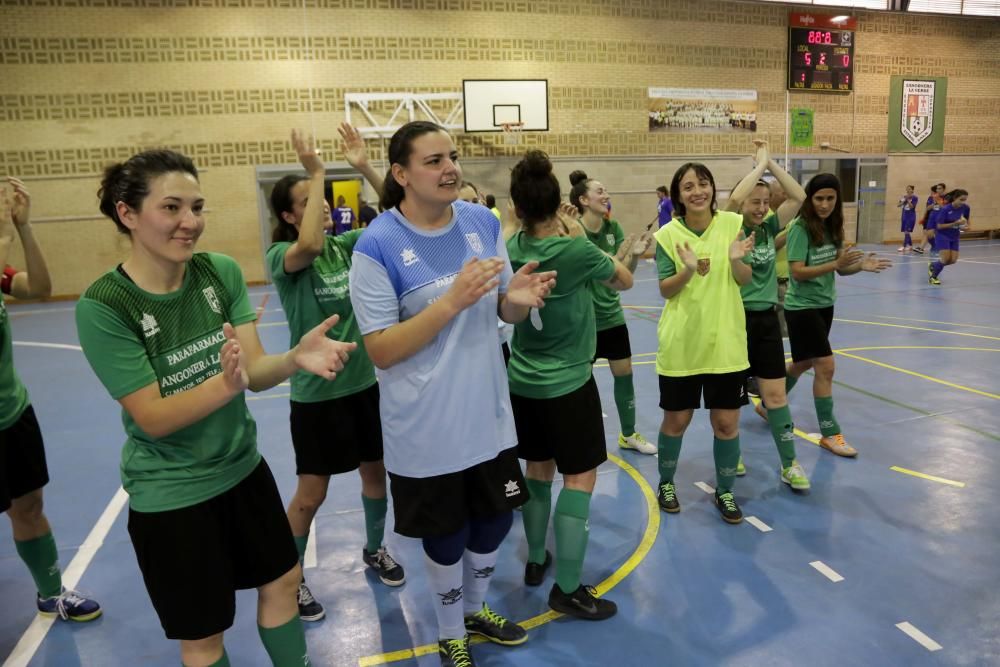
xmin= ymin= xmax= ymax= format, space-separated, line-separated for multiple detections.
xmin=501 ymin=122 xmax=524 ymax=146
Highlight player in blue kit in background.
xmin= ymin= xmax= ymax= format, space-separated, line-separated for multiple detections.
xmin=348 ymin=121 xmax=555 ymax=667
xmin=928 ymin=189 xmax=969 ymax=286
xmin=897 ymin=185 xmax=918 ymax=254
xmin=333 ymin=195 xmax=356 ymax=235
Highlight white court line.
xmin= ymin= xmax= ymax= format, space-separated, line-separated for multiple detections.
xmin=304 ymin=518 xmax=318 ymax=569
xmin=809 ymin=560 xmax=844 ymax=583
xmin=745 ymin=516 xmax=773 ymax=533
xmin=3 ymin=487 xmax=129 ymax=667
xmin=693 ymin=481 xmax=715 ymax=494
xmin=12 ymin=341 xmax=83 ymax=351
xmin=257 ymin=320 xmax=289 ymax=329
xmin=895 ymin=622 xmax=943 ymax=651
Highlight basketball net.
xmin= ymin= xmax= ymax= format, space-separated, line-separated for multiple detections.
xmin=501 ymin=122 xmax=524 ymax=146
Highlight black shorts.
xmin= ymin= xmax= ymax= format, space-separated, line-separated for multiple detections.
xmin=127 ymin=458 xmax=298 ymax=640
xmin=0 ymin=405 xmax=49 ymax=514
xmin=593 ymin=323 xmax=632 ymax=362
xmin=746 ymin=309 xmax=787 ymax=380
xmin=388 ymin=447 xmax=526 ymax=539
xmin=784 ymin=306 xmax=834 ymax=362
xmin=289 ymin=383 xmax=383 ymax=476
xmin=658 ymin=371 xmax=749 ymax=411
xmin=511 ymin=376 xmax=608 ymax=475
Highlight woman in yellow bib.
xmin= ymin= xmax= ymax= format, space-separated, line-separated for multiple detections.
xmin=653 ymin=163 xmax=754 ymax=524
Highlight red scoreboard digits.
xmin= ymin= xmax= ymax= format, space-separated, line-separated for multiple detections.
xmin=788 ymin=13 xmax=856 ymax=92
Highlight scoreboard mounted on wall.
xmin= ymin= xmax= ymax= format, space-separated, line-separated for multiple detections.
xmin=788 ymin=13 xmax=856 ymax=93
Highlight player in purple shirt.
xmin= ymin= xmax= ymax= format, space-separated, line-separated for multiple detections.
xmin=333 ymin=195 xmax=356 ymax=235
xmin=655 ymin=185 xmax=674 ymax=228
xmin=928 ymin=189 xmax=970 ymax=285
xmin=897 ymin=185 xmax=918 ymax=253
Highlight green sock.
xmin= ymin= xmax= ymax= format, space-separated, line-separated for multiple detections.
xmin=713 ymin=435 xmax=741 ymax=495
xmin=613 ymin=373 xmax=636 ymax=436
xmin=785 ymin=374 xmax=799 ymax=394
xmin=814 ymin=396 xmax=841 ymax=437
xmin=15 ymin=532 xmax=62 ymax=598
xmin=522 ymin=479 xmax=553 ymax=565
xmin=293 ymin=534 xmax=309 ymax=564
xmin=553 ymin=488 xmax=592 ymax=595
xmin=185 ymin=650 xmax=230 ymax=667
xmin=657 ymin=432 xmax=684 ymax=485
xmin=258 ymin=615 xmax=310 ymax=666
xmin=361 ymin=495 xmax=388 ymax=553
xmin=766 ymin=405 xmax=797 ymax=468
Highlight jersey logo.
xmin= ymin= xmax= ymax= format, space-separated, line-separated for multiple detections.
xmin=438 ymin=587 xmax=463 ymax=606
xmin=697 ymin=258 xmax=711 ymax=276
xmin=529 ymin=308 xmax=543 ymax=330
xmin=202 ymin=286 xmax=221 ymax=314
xmin=140 ymin=313 xmax=160 ymax=338
xmin=400 ymin=248 xmax=420 ymax=267
xmin=504 ymin=480 xmax=521 ymax=498
xmin=606 ymin=233 xmax=615 ymax=246
xmin=465 ymin=232 xmax=484 ymax=254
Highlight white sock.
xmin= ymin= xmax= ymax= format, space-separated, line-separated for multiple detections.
xmin=423 ymin=554 xmax=466 ymax=640
xmin=462 ymin=549 xmax=499 ymax=616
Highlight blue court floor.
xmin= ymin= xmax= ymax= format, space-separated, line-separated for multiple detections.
xmin=2 ymin=240 xmax=999 ymax=666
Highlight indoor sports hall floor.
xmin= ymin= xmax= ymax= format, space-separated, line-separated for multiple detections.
xmin=3 ymin=240 xmax=998 ymax=667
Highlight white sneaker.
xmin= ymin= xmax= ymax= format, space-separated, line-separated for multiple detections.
xmin=618 ymin=432 xmax=656 ymax=455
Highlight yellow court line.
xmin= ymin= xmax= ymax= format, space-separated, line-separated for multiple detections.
xmin=833 ymin=318 xmax=1000 ymax=343
xmin=357 ymin=453 xmax=660 ymax=667
xmin=868 ymin=315 xmax=1000 ymax=333
xmin=622 ymin=305 xmax=661 ymax=311
xmin=834 ymin=351 xmax=1000 ymax=401
xmin=889 ymin=466 xmax=966 ymax=488
xmin=836 ymin=346 xmax=1000 ymax=354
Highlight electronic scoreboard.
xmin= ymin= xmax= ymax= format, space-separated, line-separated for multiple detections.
xmin=788 ymin=13 xmax=856 ymax=93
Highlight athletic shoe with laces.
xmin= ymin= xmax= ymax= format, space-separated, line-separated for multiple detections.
xmin=656 ymin=481 xmax=680 ymax=513
xmin=296 ymin=582 xmax=325 ymax=621
xmin=929 ymin=275 xmax=941 ymax=285
xmin=618 ymin=432 xmax=656 ymax=455
xmin=819 ymin=433 xmax=858 ymax=457
xmin=780 ymin=461 xmax=811 ymax=490
xmin=36 ymin=588 xmax=102 ymax=622
xmin=363 ymin=546 xmax=406 ymax=586
xmin=912 ymin=246 xmax=924 ymax=254
xmin=736 ymin=457 xmax=747 ymax=476
xmin=547 ymin=583 xmax=617 ymax=621
xmin=746 ymin=376 xmax=760 ymax=397
xmin=714 ymin=491 xmax=743 ymax=524
xmin=464 ymin=602 xmax=528 ymax=645
xmin=524 ymin=550 xmax=552 ymax=586
xmin=438 ymin=635 xmax=476 ymax=667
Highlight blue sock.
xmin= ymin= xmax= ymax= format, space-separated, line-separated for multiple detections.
xmin=931 ymin=260 xmax=944 ymax=277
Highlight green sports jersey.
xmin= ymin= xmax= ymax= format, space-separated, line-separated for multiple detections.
xmin=653 ymin=212 xmax=749 ymax=377
xmin=267 ymin=231 xmax=375 ymax=403
xmin=583 ymin=219 xmax=626 ymax=331
xmin=740 ymin=211 xmax=781 ymax=311
xmin=0 ymin=289 xmax=30 ymax=430
xmin=785 ymin=218 xmax=837 ymax=310
xmin=506 ymin=232 xmax=615 ymax=399
xmin=75 ymin=253 xmax=260 ymax=513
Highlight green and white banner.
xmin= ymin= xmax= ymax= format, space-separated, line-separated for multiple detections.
xmin=888 ymin=76 xmax=947 ymax=152
xmin=790 ymin=108 xmax=813 ymax=148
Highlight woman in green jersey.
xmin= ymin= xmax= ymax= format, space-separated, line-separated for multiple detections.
xmin=508 ymin=151 xmax=633 ymax=621
xmin=267 ymin=131 xmax=405 ymax=623
xmin=77 ymin=149 xmax=355 ymax=667
xmin=653 ymin=163 xmax=754 ymax=525
xmin=724 ymin=141 xmax=810 ymax=490
xmin=568 ymin=173 xmax=655 ymax=456
xmin=783 ymin=174 xmax=891 ymax=458
xmin=1 ymin=179 xmax=102 ymax=623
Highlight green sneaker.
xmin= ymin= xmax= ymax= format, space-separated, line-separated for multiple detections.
xmin=439 ymin=636 xmax=475 ymax=667
xmin=780 ymin=461 xmax=811 ymax=490
xmin=736 ymin=456 xmax=746 ymax=476
xmin=618 ymin=432 xmax=656 ymax=455
xmin=464 ymin=603 xmax=527 ymax=646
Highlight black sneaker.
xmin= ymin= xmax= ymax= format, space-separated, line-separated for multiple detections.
xmin=746 ymin=376 xmax=760 ymax=397
xmin=547 ymin=583 xmax=617 ymax=621
xmin=297 ymin=582 xmax=325 ymax=622
xmin=439 ymin=635 xmax=476 ymax=667
xmin=714 ymin=491 xmax=743 ymax=524
xmin=464 ymin=602 xmax=528 ymax=646
xmin=363 ymin=546 xmax=406 ymax=587
xmin=657 ymin=482 xmax=680 ymax=513
xmin=524 ymin=550 xmax=552 ymax=586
